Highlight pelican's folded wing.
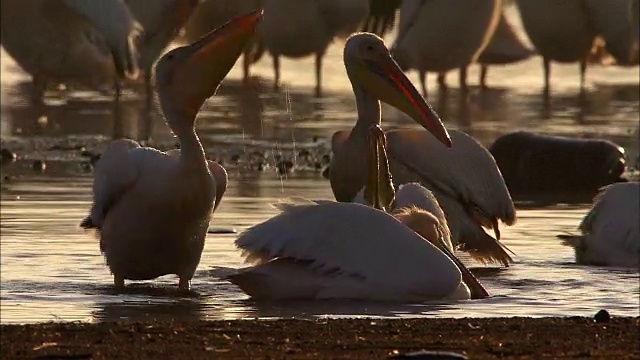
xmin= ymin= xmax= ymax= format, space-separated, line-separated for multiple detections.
xmin=387 ymin=129 xmax=516 ymax=226
xmin=235 ymin=201 xmax=462 ymax=299
xmin=82 ymin=139 xmax=141 ymax=229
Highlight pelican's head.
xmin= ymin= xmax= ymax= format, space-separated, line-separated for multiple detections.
xmin=155 ymin=10 xmax=262 ymax=124
xmin=344 ymin=33 xmax=452 ymax=148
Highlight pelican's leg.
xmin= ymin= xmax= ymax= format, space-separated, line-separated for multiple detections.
xmin=242 ymin=48 xmax=251 ymax=83
xmin=178 ymin=277 xmax=190 ymax=291
xmin=112 ymin=78 xmax=124 ymax=139
xmin=480 ymin=65 xmax=488 ymax=89
xmin=31 ymin=75 xmax=47 ymax=106
xmin=437 ymin=72 xmax=447 ymax=93
xmin=579 ymin=58 xmax=587 ymax=91
xmin=113 ymin=275 xmax=125 ymax=289
xmin=314 ymin=51 xmax=323 ymax=97
xmin=272 ymin=53 xmax=280 ymax=91
xmin=543 ymin=57 xmax=551 ymax=96
xmin=419 ymin=70 xmax=427 ymax=98
xmin=459 ymin=66 xmax=468 ymax=92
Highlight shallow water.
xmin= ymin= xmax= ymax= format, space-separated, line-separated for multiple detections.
xmin=1 ymin=7 xmax=639 ymax=324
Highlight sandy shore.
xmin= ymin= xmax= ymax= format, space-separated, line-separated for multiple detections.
xmin=2 ymin=317 xmax=638 ymax=359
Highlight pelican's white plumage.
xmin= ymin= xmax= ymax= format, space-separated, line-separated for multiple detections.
xmin=562 ymin=182 xmax=640 ymax=268
xmin=82 ymin=11 xmax=261 ymax=289
xmin=229 ymin=201 xmax=468 ymax=301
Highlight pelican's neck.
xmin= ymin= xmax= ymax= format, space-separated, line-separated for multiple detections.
xmin=351 ymin=80 xmax=382 ymax=136
xmin=159 ymin=91 xmax=207 ymax=167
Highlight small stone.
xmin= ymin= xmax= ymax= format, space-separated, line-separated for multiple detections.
xmin=594 ymin=309 xmax=610 ymax=323
xmin=389 ymin=350 xmax=468 ymax=359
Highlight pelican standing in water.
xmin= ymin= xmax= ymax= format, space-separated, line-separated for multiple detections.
xmin=330 ymin=33 xmax=515 ymax=266
xmin=559 ymin=182 xmax=640 ymax=269
xmin=0 ymin=0 xmax=140 ymax=104
xmin=80 ymin=11 xmax=262 ymax=290
xmin=258 ymin=0 xmax=370 ymax=95
xmin=371 ymin=0 xmax=502 ymax=97
xmin=125 ymin=0 xmax=201 ymax=123
xmin=219 ymin=120 xmax=488 ymax=302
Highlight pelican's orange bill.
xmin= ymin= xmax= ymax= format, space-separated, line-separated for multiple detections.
xmin=381 ymin=58 xmax=452 ymax=148
xmin=190 ymin=9 xmax=263 ymax=56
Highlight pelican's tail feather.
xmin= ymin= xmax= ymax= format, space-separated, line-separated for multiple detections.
xmin=459 ymin=231 xmax=515 ymax=267
xmin=557 ymin=233 xmax=584 ymax=248
xmin=208 ymin=266 xmax=240 ymax=280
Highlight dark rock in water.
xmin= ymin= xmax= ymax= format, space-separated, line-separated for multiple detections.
xmin=594 ymin=309 xmax=611 ymax=323
xmin=32 ymin=160 xmax=46 ymax=172
xmin=207 ymin=227 xmax=237 ymax=234
xmin=389 ymin=350 xmax=468 ymax=359
xmin=489 ymin=131 xmax=626 ymax=195
xmin=1 ymin=148 xmax=17 ymax=164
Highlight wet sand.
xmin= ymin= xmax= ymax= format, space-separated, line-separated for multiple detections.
xmin=2 ymin=317 xmax=639 ymax=359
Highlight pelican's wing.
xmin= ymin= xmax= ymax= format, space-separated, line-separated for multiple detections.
xmin=318 ymin=0 xmax=370 ymax=38
xmin=235 ymin=201 xmax=462 ymax=299
xmin=331 ymin=130 xmax=351 ymax=154
xmin=64 ymin=0 xmax=141 ymax=78
xmin=82 ymin=139 xmax=141 ymax=229
xmin=387 ymin=129 xmax=516 ymax=227
xmin=584 ymin=0 xmax=639 ymax=65
xmin=208 ymin=160 xmax=228 ymax=211
xmin=394 ymin=0 xmax=428 ymax=43
xmin=580 ymin=182 xmax=640 ymax=254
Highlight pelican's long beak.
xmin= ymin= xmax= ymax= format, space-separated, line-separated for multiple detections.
xmin=355 ymin=55 xmax=452 ymax=148
xmin=166 ymin=10 xmax=262 ymax=111
xmin=364 ymin=125 xmax=395 ymax=211
xmin=435 ymin=239 xmax=490 ymax=300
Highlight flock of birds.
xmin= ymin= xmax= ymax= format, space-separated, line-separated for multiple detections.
xmin=1 ymin=1 xmax=638 ymax=301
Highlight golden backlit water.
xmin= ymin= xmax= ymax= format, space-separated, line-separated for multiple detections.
xmin=1 ymin=9 xmax=639 ymax=323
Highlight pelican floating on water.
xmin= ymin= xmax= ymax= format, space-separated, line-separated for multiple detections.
xmin=559 ymin=182 xmax=640 ymax=269
xmin=80 ymin=11 xmax=262 ymax=290
xmin=0 ymin=0 xmax=140 ymax=103
xmin=219 ymin=117 xmax=487 ymax=301
xmin=329 ymin=33 xmax=515 ymax=266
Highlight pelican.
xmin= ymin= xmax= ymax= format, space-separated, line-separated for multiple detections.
xmin=124 ymin=0 xmax=201 ymax=119
xmin=257 ymin=0 xmax=370 ymax=95
xmin=330 ymin=33 xmax=516 ymax=266
xmin=182 ymin=0 xmax=262 ymax=82
xmin=385 ymin=0 xmax=503 ymax=96
xmin=583 ymin=0 xmax=639 ymax=66
xmin=219 ymin=125 xmax=489 ymax=302
xmin=437 ymin=11 xmax=537 ymax=90
xmin=0 ymin=0 xmax=140 ymax=103
xmin=514 ymin=0 xmax=598 ymax=93
xmin=559 ymin=182 xmax=640 ymax=269
xmin=80 ymin=11 xmax=262 ymax=290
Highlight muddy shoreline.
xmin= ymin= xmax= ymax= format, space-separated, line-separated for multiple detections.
xmin=2 ymin=317 xmax=639 ymax=359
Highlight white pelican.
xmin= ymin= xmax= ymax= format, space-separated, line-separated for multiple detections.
xmin=257 ymin=0 xmax=370 ymax=95
xmin=514 ymin=0 xmax=597 ymax=93
xmin=219 ymin=126 xmax=488 ymax=302
xmin=433 ymin=11 xmax=537 ymax=91
xmin=0 ymin=0 xmax=140 ymax=103
xmin=559 ymin=182 xmax=640 ymax=269
xmin=124 ymin=0 xmax=201 ymax=119
xmin=80 ymin=11 xmax=262 ymax=290
xmin=329 ymin=33 xmax=516 ymax=267
xmin=182 ymin=0 xmax=262 ymax=82
xmin=387 ymin=0 xmax=503 ymax=96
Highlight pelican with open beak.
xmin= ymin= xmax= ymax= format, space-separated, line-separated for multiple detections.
xmin=81 ymin=11 xmax=262 ymax=290
xmin=360 ymin=125 xmax=490 ymax=299
xmin=330 ymin=32 xmax=515 ymax=267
